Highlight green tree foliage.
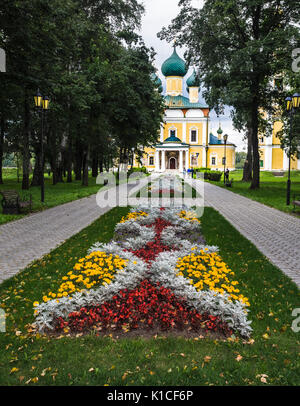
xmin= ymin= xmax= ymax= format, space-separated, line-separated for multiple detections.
xmin=0 ymin=0 xmax=164 ymax=188
xmin=158 ymin=0 xmax=300 ymax=188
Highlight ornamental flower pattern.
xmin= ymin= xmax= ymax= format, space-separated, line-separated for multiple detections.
xmin=33 ymin=207 xmax=252 ymax=337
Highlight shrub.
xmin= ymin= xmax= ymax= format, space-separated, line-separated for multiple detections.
xmin=204 ymin=171 xmax=222 ymax=181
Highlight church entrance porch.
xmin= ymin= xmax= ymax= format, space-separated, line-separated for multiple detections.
xmin=166 ymin=151 xmax=179 ymax=170
xmin=155 ymin=148 xmax=189 ymax=172
xmin=169 ymin=157 xmax=176 ymax=170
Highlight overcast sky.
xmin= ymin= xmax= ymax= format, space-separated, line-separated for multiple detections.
xmin=138 ymin=0 xmax=247 ymax=151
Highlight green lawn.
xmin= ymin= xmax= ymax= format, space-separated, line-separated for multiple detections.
xmin=0 ymin=168 xmax=107 ymax=226
xmin=0 ymin=206 xmax=299 ymax=386
xmin=205 ymin=169 xmax=300 ymax=214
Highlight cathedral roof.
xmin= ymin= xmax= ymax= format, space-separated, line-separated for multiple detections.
xmin=164 ymin=134 xmax=182 ymax=143
xmin=161 ymin=47 xmax=188 ymax=77
xmin=164 ymin=95 xmax=208 ymax=109
xmin=151 ymin=73 xmax=163 ymax=93
xmin=186 ymin=68 xmax=200 ymax=87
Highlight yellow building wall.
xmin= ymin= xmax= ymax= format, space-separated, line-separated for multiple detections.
xmin=207 ymin=146 xmax=235 ymax=169
xmin=189 ymin=146 xmax=203 ymax=167
xmin=291 ymin=155 xmax=298 ymax=170
xmin=272 ymin=148 xmax=283 ymax=169
xmin=166 ymin=76 xmax=183 ymax=96
xmin=186 ymin=123 xmax=203 ymax=144
xmin=272 ymin=121 xmax=283 ymax=145
xmin=189 ymin=87 xmax=199 ymax=103
xmin=164 ymin=122 xmax=183 ymax=141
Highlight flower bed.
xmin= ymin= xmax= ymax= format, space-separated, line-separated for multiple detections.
xmin=55 ymin=280 xmax=233 ymax=337
xmin=33 ymin=206 xmax=252 ymax=338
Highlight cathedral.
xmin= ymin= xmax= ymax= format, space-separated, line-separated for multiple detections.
xmin=137 ymin=47 xmax=236 ymax=172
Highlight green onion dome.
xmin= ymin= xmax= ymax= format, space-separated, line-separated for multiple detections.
xmin=217 ymin=126 xmax=223 ymax=135
xmin=186 ymin=68 xmax=200 ymax=87
xmin=151 ymin=73 xmax=163 ymax=92
xmin=161 ymin=47 xmax=188 ymax=77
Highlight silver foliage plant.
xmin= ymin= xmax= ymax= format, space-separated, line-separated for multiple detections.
xmin=34 ymin=207 xmax=252 ymax=337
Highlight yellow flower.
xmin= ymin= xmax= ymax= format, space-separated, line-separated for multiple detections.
xmin=175 ymin=252 xmax=250 ymax=306
xmin=41 ymin=251 xmax=128 ymax=303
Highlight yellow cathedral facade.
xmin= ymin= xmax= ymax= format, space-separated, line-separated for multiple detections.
xmin=259 ymin=120 xmax=300 ymax=171
xmin=135 ymin=47 xmax=236 ymax=173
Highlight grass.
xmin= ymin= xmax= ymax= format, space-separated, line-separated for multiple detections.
xmin=0 ymin=168 xmax=145 ymax=226
xmin=0 ymin=168 xmax=107 ymax=226
xmin=205 ymin=169 xmax=300 ymax=214
xmin=0 ymin=205 xmax=299 ymax=386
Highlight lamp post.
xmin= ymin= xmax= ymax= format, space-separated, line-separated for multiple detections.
xmin=285 ymin=93 xmax=300 ymax=205
xmin=131 ymin=147 xmax=135 ymax=169
xmin=223 ymin=133 xmax=228 ymax=184
xmin=205 ymin=145 xmax=209 ymax=168
xmin=34 ymin=89 xmax=50 ymax=203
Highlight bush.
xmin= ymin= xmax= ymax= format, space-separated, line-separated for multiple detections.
xmin=194 ymin=167 xmax=211 ymax=172
xmin=205 ymin=171 xmax=222 ymax=181
xmin=127 ymin=166 xmax=148 ymax=177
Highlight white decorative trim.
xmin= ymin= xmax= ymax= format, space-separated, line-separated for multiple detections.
xmin=185 ymin=109 xmax=204 ymax=118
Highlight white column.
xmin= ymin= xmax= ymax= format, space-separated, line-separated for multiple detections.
xmin=179 ymin=150 xmax=183 ymax=172
xmin=264 ymin=146 xmax=272 ymax=171
xmin=298 ymin=158 xmax=300 ymax=170
xmin=283 ymin=149 xmax=289 ymax=171
xmin=160 ymin=125 xmax=164 ymax=143
xmin=182 ymin=122 xmax=187 ymax=143
xmin=202 ymin=147 xmax=206 ymax=168
xmin=162 ymin=150 xmax=166 ymax=172
xmin=155 ymin=150 xmax=159 ymax=172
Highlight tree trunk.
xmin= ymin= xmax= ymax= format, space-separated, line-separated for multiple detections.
xmin=74 ymin=140 xmax=82 ymax=181
xmin=67 ymin=138 xmax=73 ymax=183
xmin=82 ymin=145 xmax=89 ymax=186
xmin=31 ymin=149 xmax=42 ymax=186
xmin=91 ymin=154 xmax=98 ymax=177
xmin=242 ymin=128 xmax=253 ymax=182
xmin=0 ymin=115 xmax=4 ymax=184
xmin=250 ymin=100 xmax=260 ymax=189
xmin=22 ymin=88 xmax=31 ymax=190
xmin=99 ymin=158 xmax=103 ymax=173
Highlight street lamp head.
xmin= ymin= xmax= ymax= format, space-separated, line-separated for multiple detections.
xmin=285 ymin=96 xmax=292 ymax=111
xmin=34 ymin=89 xmax=42 ymax=108
xmin=42 ymin=96 xmax=50 ymax=110
xmin=223 ymin=133 xmax=228 ymax=143
xmin=292 ymin=93 xmax=300 ymax=109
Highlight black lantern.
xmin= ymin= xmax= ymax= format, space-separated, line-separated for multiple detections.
xmin=285 ymin=93 xmax=300 ymax=205
xmin=34 ymin=90 xmax=50 ymax=203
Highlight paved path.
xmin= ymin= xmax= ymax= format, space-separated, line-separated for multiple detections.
xmin=1 ymin=173 xmax=300 ymax=288
xmin=184 ymin=178 xmax=300 ymax=288
xmin=0 ymin=176 xmax=156 ymax=283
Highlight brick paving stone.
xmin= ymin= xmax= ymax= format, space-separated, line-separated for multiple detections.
xmin=0 ymin=176 xmax=156 ymax=284
xmin=183 ymin=178 xmax=300 ymax=288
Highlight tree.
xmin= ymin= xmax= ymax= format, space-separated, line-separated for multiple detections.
xmin=0 ymin=0 xmax=164 ymax=190
xmin=158 ymin=0 xmax=300 ymax=188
